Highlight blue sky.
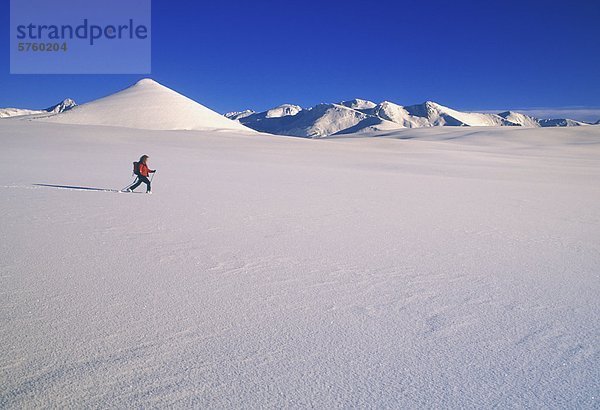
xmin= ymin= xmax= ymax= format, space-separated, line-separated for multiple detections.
xmin=2 ymin=0 xmax=600 ymax=120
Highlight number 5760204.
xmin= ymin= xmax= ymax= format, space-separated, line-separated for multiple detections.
xmin=18 ymin=42 xmax=68 ymax=52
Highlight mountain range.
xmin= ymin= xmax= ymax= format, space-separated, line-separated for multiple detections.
xmin=1 ymin=79 xmax=596 ymax=136
xmin=226 ymin=99 xmax=594 ymax=138
xmin=0 ymin=98 xmax=76 ymax=119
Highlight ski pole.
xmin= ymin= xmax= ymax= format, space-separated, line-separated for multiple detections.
xmin=122 ymin=177 xmax=138 ymax=191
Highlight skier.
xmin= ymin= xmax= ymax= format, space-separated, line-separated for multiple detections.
xmin=127 ymin=155 xmax=156 ymax=193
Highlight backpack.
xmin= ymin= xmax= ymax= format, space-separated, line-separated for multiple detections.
xmin=133 ymin=161 xmax=141 ymax=176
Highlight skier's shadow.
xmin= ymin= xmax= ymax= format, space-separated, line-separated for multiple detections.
xmin=33 ymin=183 xmax=118 ymax=192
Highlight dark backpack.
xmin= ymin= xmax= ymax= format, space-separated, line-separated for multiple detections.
xmin=133 ymin=161 xmax=141 ymax=176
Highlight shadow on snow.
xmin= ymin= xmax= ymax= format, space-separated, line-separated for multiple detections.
xmin=33 ymin=184 xmax=120 ymax=192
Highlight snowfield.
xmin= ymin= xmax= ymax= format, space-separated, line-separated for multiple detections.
xmin=1 ymin=121 xmax=599 ymax=408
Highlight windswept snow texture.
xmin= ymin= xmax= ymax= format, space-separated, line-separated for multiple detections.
xmin=229 ymin=100 xmax=592 ymax=137
xmin=1 ymin=122 xmax=599 ymax=408
xmin=41 ymin=79 xmax=253 ymax=132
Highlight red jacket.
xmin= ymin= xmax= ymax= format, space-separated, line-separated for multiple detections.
xmin=138 ymin=162 xmax=153 ymax=177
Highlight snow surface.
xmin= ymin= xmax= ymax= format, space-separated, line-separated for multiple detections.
xmin=40 ymin=79 xmax=253 ymax=132
xmin=1 ymin=121 xmax=599 ymax=408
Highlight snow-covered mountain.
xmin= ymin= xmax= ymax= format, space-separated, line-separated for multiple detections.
xmin=537 ymin=118 xmax=589 ymax=127
xmin=497 ymin=111 xmax=588 ymax=128
xmin=0 ymin=108 xmax=42 ymax=118
xmin=227 ymin=100 xmax=591 ymax=137
xmin=0 ymin=98 xmax=77 ymax=118
xmin=370 ymin=101 xmax=431 ymax=128
xmin=497 ymin=111 xmax=540 ymax=127
xmin=224 ymin=109 xmax=255 ymax=121
xmin=339 ymin=98 xmax=377 ymax=110
xmin=404 ymin=101 xmax=515 ymax=127
xmin=4 ymin=82 xmax=594 ymax=136
xmin=46 ymin=98 xmax=77 ymax=114
xmin=225 ymin=102 xmax=393 ymax=138
xmin=42 ymin=79 xmax=253 ymax=132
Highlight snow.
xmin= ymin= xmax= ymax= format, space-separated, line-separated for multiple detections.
xmin=233 ymin=100 xmax=517 ymax=137
xmin=538 ymin=118 xmax=589 ymax=127
xmin=264 ymin=104 xmax=302 ymax=118
xmin=231 ymin=100 xmax=591 ymax=137
xmin=373 ymin=101 xmax=431 ymax=128
xmin=0 ymin=108 xmax=42 ymax=118
xmin=339 ymin=98 xmax=377 ymax=110
xmin=1 ymin=121 xmax=599 ymax=408
xmin=39 ymin=79 xmax=253 ymax=132
xmin=497 ymin=111 xmax=590 ymax=128
xmin=227 ymin=103 xmax=374 ymax=138
xmin=294 ymin=104 xmax=369 ymax=137
xmin=224 ymin=109 xmax=255 ymax=121
xmin=45 ymin=98 xmax=77 ymax=114
xmin=498 ymin=110 xmax=541 ymax=127
xmin=0 ymin=98 xmax=76 ymax=119
xmin=403 ymin=101 xmax=514 ymax=127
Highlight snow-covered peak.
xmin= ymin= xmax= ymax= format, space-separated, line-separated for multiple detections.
xmin=373 ymin=101 xmax=430 ymax=128
xmin=133 ymin=78 xmax=162 ymax=88
xmin=538 ymin=118 xmax=589 ymax=127
xmin=41 ymin=79 xmax=253 ymax=132
xmin=231 ymin=97 xmax=594 ymax=136
xmin=403 ymin=101 xmax=440 ymax=118
xmin=225 ymin=110 xmax=255 ymax=121
xmin=46 ymin=98 xmax=77 ymax=114
xmin=404 ymin=101 xmax=514 ymax=126
xmin=339 ymin=98 xmax=377 ymax=110
xmin=498 ymin=111 xmax=540 ymax=127
xmin=265 ymin=104 xmax=302 ymax=118
xmin=424 ymin=100 xmax=442 ymax=109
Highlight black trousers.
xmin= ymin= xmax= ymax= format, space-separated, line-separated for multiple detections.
xmin=130 ymin=175 xmax=151 ymax=192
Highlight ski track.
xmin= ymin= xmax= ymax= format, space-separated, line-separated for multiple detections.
xmin=1 ymin=122 xmax=599 ymax=408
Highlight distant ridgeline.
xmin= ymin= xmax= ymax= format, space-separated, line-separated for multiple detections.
xmin=226 ymin=100 xmax=595 ymax=138
xmin=1 ymin=79 xmax=596 ymax=136
xmin=0 ymin=99 xmax=76 ymax=119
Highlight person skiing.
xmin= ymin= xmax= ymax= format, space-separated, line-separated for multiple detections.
xmin=127 ymin=155 xmax=156 ymax=193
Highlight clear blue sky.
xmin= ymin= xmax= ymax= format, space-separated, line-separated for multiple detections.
xmin=1 ymin=0 xmax=599 ymax=116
